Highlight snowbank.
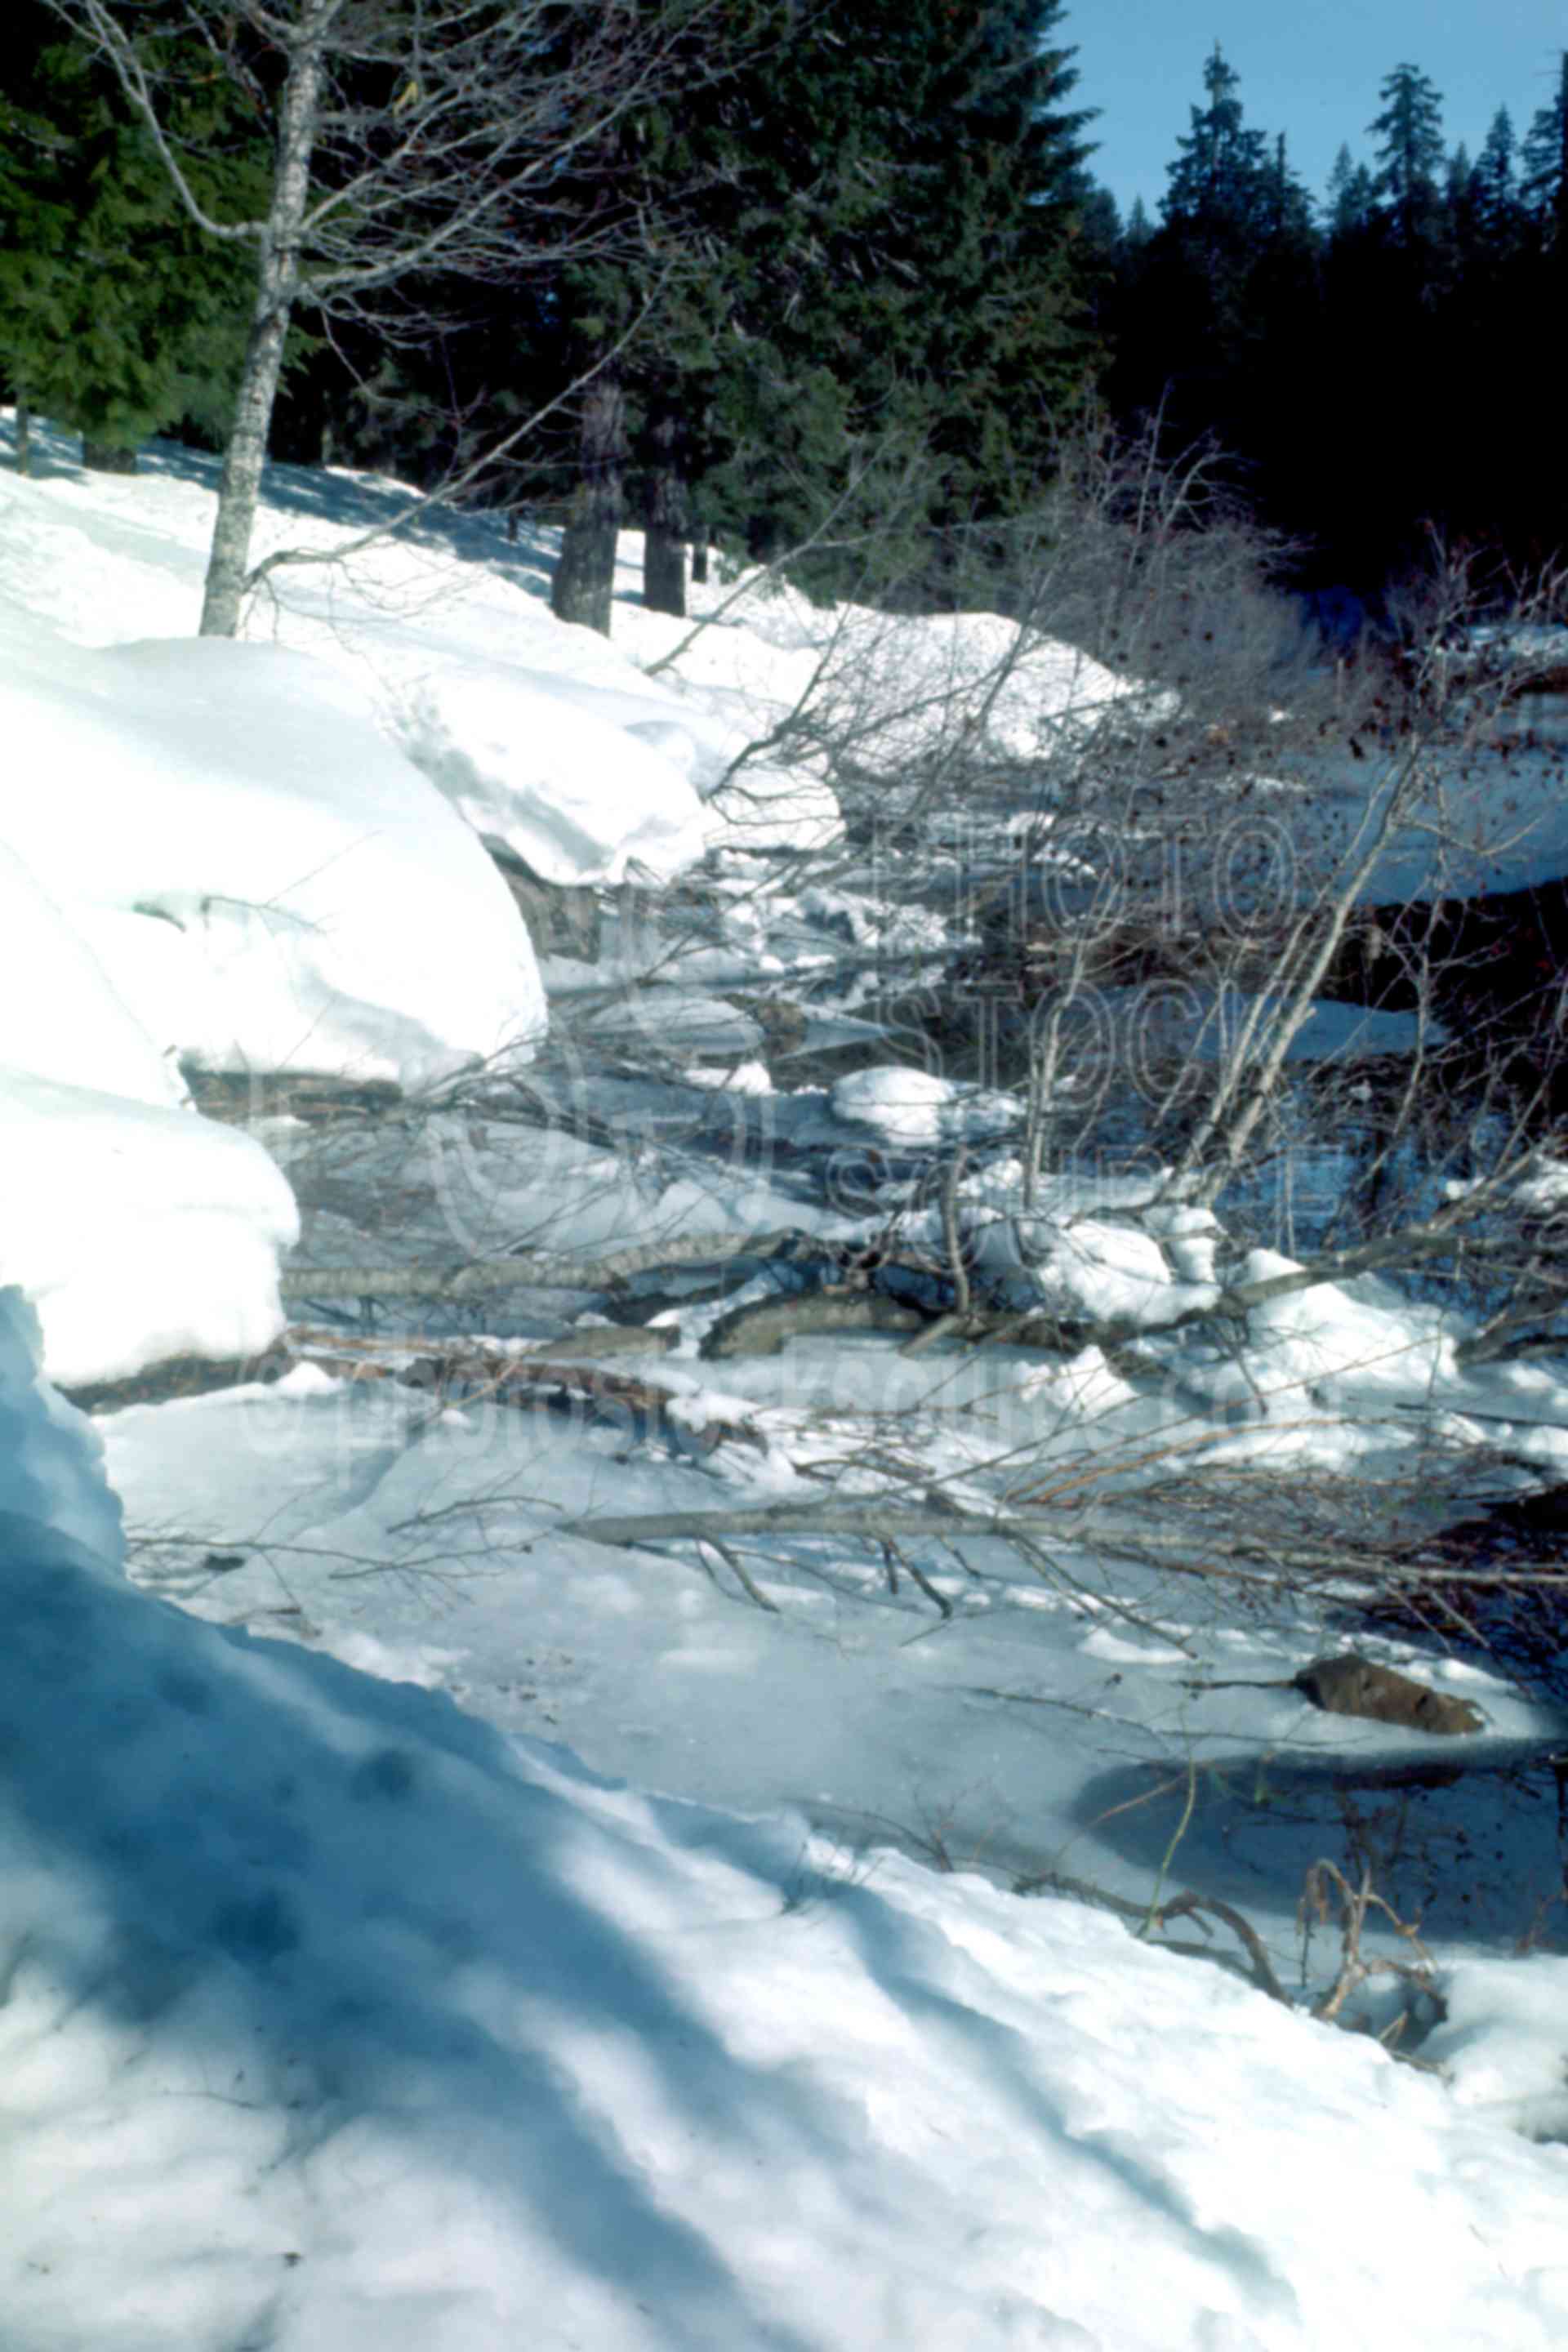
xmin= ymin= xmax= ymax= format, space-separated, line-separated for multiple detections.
xmin=0 ymin=625 xmax=545 ymax=1087
xmin=620 ymin=565 xmax=1162 ymax=778
xmin=8 ymin=1288 xmax=1568 ymax=2351
xmin=387 ymin=661 xmax=843 ymax=867
xmin=0 ymin=836 xmax=186 ymax=1108
xmin=0 ymin=835 xmax=296 ymax=1384
xmin=386 ymin=658 xmax=711 ymax=884
xmin=1 ymin=1071 xmax=296 ymax=1385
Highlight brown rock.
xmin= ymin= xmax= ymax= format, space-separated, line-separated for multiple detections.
xmin=1293 ymin=1654 xmax=1485 ymax=1736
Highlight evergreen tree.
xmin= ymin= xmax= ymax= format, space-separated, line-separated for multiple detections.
xmin=0 ymin=3 xmax=259 ymax=468
xmin=1368 ymin=63 xmax=1446 ymax=247
xmin=1262 ymin=133 xmax=1315 ymax=244
xmin=1162 ymin=42 xmax=1272 ymax=248
xmin=1443 ymin=142 xmax=1476 ymax=263
xmin=731 ymin=0 xmax=1098 ymax=592
xmin=1325 ymin=145 xmax=1374 ymax=238
xmin=1471 ymin=107 xmax=1521 ymax=239
xmin=1521 ymin=52 xmax=1568 ymax=255
xmin=545 ymin=0 xmax=1098 ymax=626
xmin=1136 ymin=42 xmax=1285 ymax=418
xmin=1102 ymin=47 xmax=1326 ymax=565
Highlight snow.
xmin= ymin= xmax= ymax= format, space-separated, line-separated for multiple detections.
xmin=7 ymin=1285 xmax=1568 ymax=2351
xmin=1425 ymin=1956 xmax=1568 ymax=2139
xmin=0 ymin=835 xmax=188 ymax=1107
xmin=0 ymin=825 xmax=296 ymax=1384
xmin=1 ymin=1070 xmax=296 ymax=1385
xmin=617 ymin=563 xmax=1159 ymax=773
xmin=0 ymin=624 xmax=545 ymax=1088
xmin=830 ymin=1064 xmax=1021 ymax=1146
xmin=390 ymin=657 xmax=711 ymax=884
xmin=11 ymin=410 xmax=1568 ymax=2347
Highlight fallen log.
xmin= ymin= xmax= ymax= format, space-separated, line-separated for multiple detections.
xmin=278 ymin=1228 xmax=813 ymax=1300
xmin=701 ymin=1291 xmax=927 ymax=1359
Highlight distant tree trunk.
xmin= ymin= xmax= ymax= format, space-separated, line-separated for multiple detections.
xmin=82 ymin=439 xmax=139 ymax=474
xmin=15 ymin=395 xmax=31 ymax=476
xmin=552 ymin=369 xmax=627 ymax=635
xmin=691 ymin=524 xmax=710 ymax=585
xmin=642 ymin=407 xmax=688 ymax=617
xmin=746 ymin=512 xmax=782 ymax=564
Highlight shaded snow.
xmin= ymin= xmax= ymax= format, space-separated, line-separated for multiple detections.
xmin=9 ymin=1290 xmax=1568 ymax=2350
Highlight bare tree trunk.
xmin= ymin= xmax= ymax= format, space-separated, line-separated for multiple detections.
xmin=198 ymin=24 xmax=326 ymax=638
xmin=82 ymin=439 xmax=139 ymax=474
xmin=691 ymin=523 xmax=710 ymax=585
xmin=551 ymin=369 xmax=627 ymax=636
xmin=746 ymin=511 xmax=782 ymax=564
xmin=49 ymin=0 xmax=697 ymax=641
xmin=642 ymin=407 xmax=687 ymax=617
xmin=15 ymin=395 xmax=32 ymax=476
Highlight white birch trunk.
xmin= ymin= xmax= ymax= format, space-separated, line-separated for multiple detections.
xmin=198 ymin=21 xmax=327 ymax=638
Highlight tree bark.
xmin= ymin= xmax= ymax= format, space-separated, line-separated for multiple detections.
xmin=746 ymin=512 xmax=783 ymax=564
xmin=701 ymin=1294 xmax=928 ymax=1359
xmin=552 ymin=368 xmax=627 ymax=635
xmin=642 ymin=407 xmax=688 ymax=617
xmin=82 ymin=438 xmax=139 ymax=474
xmin=198 ymin=19 xmax=326 ymax=638
xmin=16 ymin=396 xmax=32 ymax=476
xmin=691 ymin=524 xmax=710 ymax=585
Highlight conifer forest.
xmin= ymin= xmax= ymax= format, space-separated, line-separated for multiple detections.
xmin=7 ymin=6 xmax=1562 ymax=624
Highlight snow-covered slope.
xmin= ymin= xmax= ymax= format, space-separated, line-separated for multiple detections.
xmin=12 ymin=412 xmax=1568 ymax=2351
xmin=7 ymin=1288 xmax=1568 ymax=2352
xmin=0 ymin=414 xmax=1154 ymax=1376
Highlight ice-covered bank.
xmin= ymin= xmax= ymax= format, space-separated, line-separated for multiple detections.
xmin=7 ymin=1287 xmax=1568 ymax=2352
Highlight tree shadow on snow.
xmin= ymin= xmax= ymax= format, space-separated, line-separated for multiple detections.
xmin=0 ymin=1512 xmax=847 ymax=2350
xmin=815 ymin=1866 xmax=1303 ymax=2332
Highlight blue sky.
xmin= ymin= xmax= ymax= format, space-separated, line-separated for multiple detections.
xmin=1062 ymin=2 xmax=1567 ymax=222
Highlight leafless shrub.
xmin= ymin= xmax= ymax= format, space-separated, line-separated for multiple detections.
xmin=1298 ymin=1854 xmax=1441 ymax=2045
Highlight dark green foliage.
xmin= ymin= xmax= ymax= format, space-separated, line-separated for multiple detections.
xmin=1325 ymin=145 xmax=1374 ymax=238
xmin=1163 ymin=43 xmax=1273 ymax=247
xmin=1102 ymin=44 xmax=1568 ymax=595
xmin=531 ymin=0 xmax=1099 ymax=618
xmin=0 ymin=3 xmax=260 ymax=461
xmin=1368 ymin=63 xmax=1446 ymax=247
xmin=1521 ymin=52 xmax=1568 ymax=261
xmin=1108 ymin=49 xmax=1315 ymax=515
xmin=1471 ymin=110 xmax=1521 ymax=240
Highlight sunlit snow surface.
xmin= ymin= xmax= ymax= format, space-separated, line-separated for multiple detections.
xmin=11 ymin=416 xmax=1568 ymax=2347
xmin=0 ymin=828 xmax=297 ymax=1382
xmin=8 ymin=1296 xmax=1568 ymax=2351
